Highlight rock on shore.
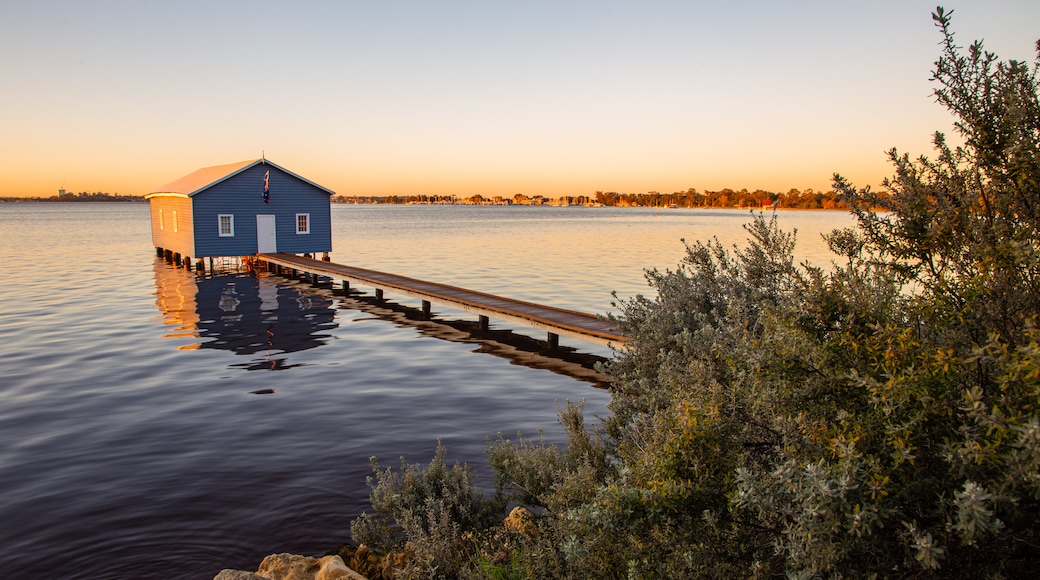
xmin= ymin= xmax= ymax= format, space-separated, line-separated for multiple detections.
xmin=214 ymin=506 xmax=537 ymax=579
xmin=214 ymin=553 xmax=368 ymax=580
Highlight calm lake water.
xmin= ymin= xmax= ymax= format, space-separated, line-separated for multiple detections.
xmin=0 ymin=203 xmax=852 ymax=579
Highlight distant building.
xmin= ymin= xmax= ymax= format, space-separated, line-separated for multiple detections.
xmin=145 ymin=159 xmax=333 ymax=261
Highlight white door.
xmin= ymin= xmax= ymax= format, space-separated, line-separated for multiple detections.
xmin=257 ymin=215 xmax=277 ymax=253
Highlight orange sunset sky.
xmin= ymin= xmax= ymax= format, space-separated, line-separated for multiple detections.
xmin=2 ymin=1 xmax=1038 ymax=199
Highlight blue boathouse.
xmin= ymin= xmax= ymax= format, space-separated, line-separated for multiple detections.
xmin=146 ymin=159 xmax=334 ymax=265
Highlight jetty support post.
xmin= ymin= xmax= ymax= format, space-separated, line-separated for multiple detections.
xmin=547 ymin=332 xmax=560 ymax=350
xmin=375 ymin=288 xmax=384 ymax=301
xmin=422 ymin=300 xmax=431 ymax=319
xmin=479 ymin=315 xmax=489 ymax=333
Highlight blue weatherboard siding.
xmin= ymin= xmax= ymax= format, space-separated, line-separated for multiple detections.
xmin=189 ymin=163 xmax=332 ymax=257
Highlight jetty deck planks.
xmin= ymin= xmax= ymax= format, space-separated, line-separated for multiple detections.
xmin=258 ymin=253 xmax=627 ymax=348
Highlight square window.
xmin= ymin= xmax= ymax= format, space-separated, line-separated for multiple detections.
xmin=296 ymin=213 xmax=310 ymax=234
xmin=218 ymin=214 xmax=234 ymax=237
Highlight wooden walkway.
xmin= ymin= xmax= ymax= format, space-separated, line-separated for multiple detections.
xmin=257 ymin=253 xmax=627 ymax=348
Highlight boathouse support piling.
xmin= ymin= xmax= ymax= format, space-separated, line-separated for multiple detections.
xmin=548 ymin=332 xmax=560 ymax=350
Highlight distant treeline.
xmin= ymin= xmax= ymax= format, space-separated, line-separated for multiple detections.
xmin=1 ymin=191 xmax=145 ymax=202
xmin=3 ymin=188 xmax=847 ymax=209
xmin=333 ymin=188 xmax=849 ymax=209
xmin=590 ymin=188 xmax=847 ymax=209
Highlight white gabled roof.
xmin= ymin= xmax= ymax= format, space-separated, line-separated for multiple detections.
xmin=145 ymin=159 xmax=334 ymax=198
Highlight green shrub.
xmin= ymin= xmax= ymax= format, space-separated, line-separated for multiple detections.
xmin=352 ymin=441 xmax=504 ymax=579
xmin=354 ymin=8 xmax=1040 ymax=578
xmin=349 ymin=512 xmax=396 ymax=552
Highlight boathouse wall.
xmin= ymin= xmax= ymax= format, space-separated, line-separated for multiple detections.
xmin=148 ymin=195 xmax=195 ymax=258
xmin=190 ymin=163 xmax=332 ymax=258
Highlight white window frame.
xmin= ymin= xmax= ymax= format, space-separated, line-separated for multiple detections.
xmin=296 ymin=213 xmax=310 ymax=234
xmin=218 ymin=214 xmax=235 ymax=237
xmin=172 ymin=210 xmax=178 ymax=233
xmin=159 ymin=209 xmax=164 ymax=230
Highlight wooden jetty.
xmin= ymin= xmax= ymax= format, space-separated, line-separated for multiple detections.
xmin=256 ymin=253 xmax=627 ymax=348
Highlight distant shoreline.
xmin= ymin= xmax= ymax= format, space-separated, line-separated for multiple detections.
xmin=0 ymin=195 xmax=145 ymax=203
xmin=0 ymin=197 xmax=852 ymax=210
xmin=2 ymin=186 xmax=849 ymax=210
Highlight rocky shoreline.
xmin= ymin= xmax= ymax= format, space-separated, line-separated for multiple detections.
xmin=215 ymin=506 xmax=537 ymax=580
xmin=214 ymin=553 xmax=364 ymax=580
xmin=214 ymin=543 xmax=411 ymax=580
xmin=213 ymin=541 xmax=429 ymax=580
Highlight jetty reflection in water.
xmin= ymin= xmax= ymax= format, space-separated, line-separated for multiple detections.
xmin=152 ymin=259 xmax=337 ymax=370
xmin=329 ymin=288 xmax=613 ymax=387
xmin=152 ymin=259 xmax=612 ymax=385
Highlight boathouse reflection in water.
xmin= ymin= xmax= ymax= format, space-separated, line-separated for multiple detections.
xmin=152 ymin=259 xmax=613 ymax=385
xmin=152 ymin=259 xmax=337 ymax=370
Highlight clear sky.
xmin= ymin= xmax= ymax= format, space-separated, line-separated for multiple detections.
xmin=1 ymin=1 xmax=1038 ymax=198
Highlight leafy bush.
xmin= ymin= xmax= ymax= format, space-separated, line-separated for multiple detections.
xmin=354 ymin=8 xmax=1040 ymax=578
xmin=351 ymin=441 xmax=503 ymax=579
